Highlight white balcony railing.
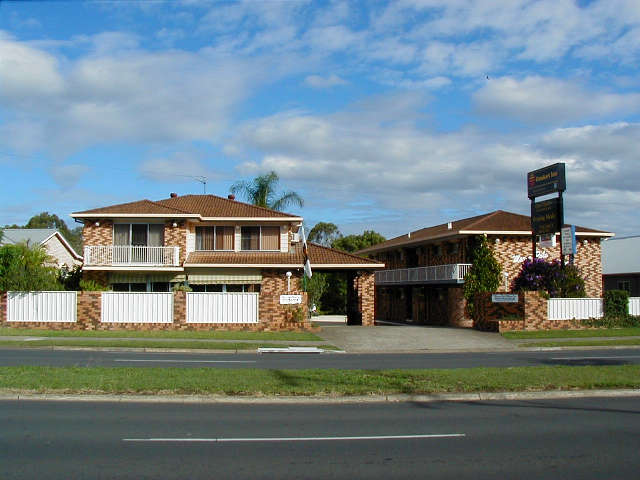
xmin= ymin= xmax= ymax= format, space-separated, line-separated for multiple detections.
xmin=375 ymin=264 xmax=472 ymax=285
xmin=84 ymin=246 xmax=180 ymax=267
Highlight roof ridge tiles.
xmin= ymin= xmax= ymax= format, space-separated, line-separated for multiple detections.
xmin=156 ymin=194 xmax=299 ymax=218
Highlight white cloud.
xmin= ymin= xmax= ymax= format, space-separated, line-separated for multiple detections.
xmin=228 ymin=94 xmax=640 ymax=236
xmin=474 ymin=76 xmax=640 ymax=124
xmin=304 ymin=74 xmax=347 ymax=88
xmin=138 ymin=151 xmax=223 ymax=183
xmin=0 ymin=32 xmax=273 ymax=156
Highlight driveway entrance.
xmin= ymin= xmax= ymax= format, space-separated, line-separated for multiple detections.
xmin=316 ymin=322 xmax=514 ymax=353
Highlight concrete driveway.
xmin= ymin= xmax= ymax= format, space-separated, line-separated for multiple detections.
xmin=314 ymin=319 xmax=515 ymax=353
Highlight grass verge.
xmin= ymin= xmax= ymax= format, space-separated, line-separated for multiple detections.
xmin=0 ymin=327 xmax=320 ymax=341
xmin=0 ymin=340 xmax=338 ymax=351
xmin=0 ymin=365 xmax=638 ymax=395
xmin=503 ymin=327 xmax=640 ymax=339
xmin=521 ymin=339 xmax=640 ymax=348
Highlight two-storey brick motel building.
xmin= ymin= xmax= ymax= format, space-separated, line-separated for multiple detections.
xmin=357 ymin=211 xmax=613 ymax=327
xmin=71 ymin=194 xmax=384 ymax=327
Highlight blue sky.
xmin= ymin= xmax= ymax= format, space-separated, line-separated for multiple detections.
xmin=1 ymin=0 xmax=640 ymax=238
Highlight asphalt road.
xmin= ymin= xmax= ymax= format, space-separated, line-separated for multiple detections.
xmin=1 ymin=397 xmax=639 ymax=479
xmin=1 ymin=347 xmax=640 ymax=369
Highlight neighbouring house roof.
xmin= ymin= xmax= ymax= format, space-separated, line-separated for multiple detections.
xmin=0 ymin=228 xmax=83 ymax=262
xmin=602 ymin=236 xmax=640 ymax=275
xmin=185 ymin=242 xmax=385 ymax=269
xmin=71 ymin=194 xmax=302 ymax=220
xmin=357 ymin=210 xmax=614 ymax=255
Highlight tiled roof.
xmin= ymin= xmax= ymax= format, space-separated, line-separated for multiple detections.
xmin=156 ymin=195 xmax=299 ymax=218
xmin=72 ymin=195 xmax=300 ymax=219
xmin=185 ymin=242 xmax=383 ymax=268
xmin=358 ymin=210 xmax=613 ymax=254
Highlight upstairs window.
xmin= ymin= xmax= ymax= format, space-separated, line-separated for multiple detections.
xmin=113 ymin=224 xmax=164 ymax=246
xmin=196 ymin=226 xmax=234 ymax=251
xmin=241 ymin=226 xmax=281 ymax=251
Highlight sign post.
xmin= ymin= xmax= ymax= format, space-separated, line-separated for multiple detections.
xmin=527 ymin=163 xmax=566 ymax=265
xmin=561 ymin=225 xmax=576 ymax=265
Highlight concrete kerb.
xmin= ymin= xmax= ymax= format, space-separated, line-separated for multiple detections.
xmin=1 ymin=389 xmax=639 ymax=405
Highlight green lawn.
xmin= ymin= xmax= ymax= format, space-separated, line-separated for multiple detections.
xmin=0 ymin=327 xmax=321 ymax=341
xmin=521 ymin=339 xmax=640 ymax=348
xmin=503 ymin=327 xmax=640 ymax=339
xmin=1 ymin=365 xmax=638 ymax=395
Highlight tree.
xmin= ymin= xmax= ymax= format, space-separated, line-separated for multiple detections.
xmin=0 ymin=244 xmax=62 ymax=291
xmin=308 ymin=222 xmax=341 ymax=247
xmin=463 ymin=235 xmax=502 ymax=318
xmin=230 ymin=171 xmax=303 ymax=211
xmin=23 ymin=212 xmax=83 ymax=253
xmin=332 ymin=230 xmax=386 ymax=253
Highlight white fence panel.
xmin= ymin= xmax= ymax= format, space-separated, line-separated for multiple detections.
xmin=186 ymin=293 xmax=259 ymax=324
xmin=547 ymin=298 xmax=603 ymax=320
xmin=101 ymin=292 xmax=173 ymax=324
xmin=7 ymin=291 xmax=77 ymax=323
xmin=629 ymin=297 xmax=640 ymax=316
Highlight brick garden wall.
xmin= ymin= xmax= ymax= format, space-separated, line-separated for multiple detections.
xmin=473 ymin=291 xmax=587 ymax=332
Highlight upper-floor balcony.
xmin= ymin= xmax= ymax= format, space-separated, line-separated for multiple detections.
xmin=375 ymin=263 xmax=472 ymax=286
xmin=83 ymin=245 xmax=180 ymax=267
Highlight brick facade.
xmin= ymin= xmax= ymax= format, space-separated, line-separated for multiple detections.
xmin=491 ymin=235 xmax=603 ymax=297
xmin=82 ymin=220 xmax=113 ymax=248
xmin=164 ymin=221 xmax=188 ymax=265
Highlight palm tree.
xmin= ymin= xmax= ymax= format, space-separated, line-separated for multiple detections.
xmin=230 ymin=171 xmax=304 ymax=211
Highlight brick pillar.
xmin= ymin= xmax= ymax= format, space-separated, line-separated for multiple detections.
xmin=357 ymin=271 xmax=375 ymax=326
xmin=173 ymin=291 xmax=187 ymax=328
xmin=447 ymin=287 xmax=472 ymax=328
xmin=77 ymin=291 xmax=102 ymax=330
xmin=523 ymin=291 xmax=548 ymax=330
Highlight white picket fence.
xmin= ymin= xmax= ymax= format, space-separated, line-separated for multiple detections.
xmin=186 ymin=292 xmax=259 ymax=324
xmin=629 ymin=297 xmax=640 ymax=316
xmin=101 ymin=292 xmax=173 ymax=324
xmin=7 ymin=291 xmax=77 ymax=323
xmin=547 ymin=298 xmax=604 ymax=320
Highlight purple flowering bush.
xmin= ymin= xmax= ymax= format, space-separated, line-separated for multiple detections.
xmin=511 ymin=258 xmax=585 ymax=298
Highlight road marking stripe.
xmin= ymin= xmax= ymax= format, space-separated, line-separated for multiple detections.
xmin=550 ymin=355 xmax=640 ymax=360
xmin=123 ymin=433 xmax=466 ymax=442
xmin=114 ymin=359 xmax=256 ymax=364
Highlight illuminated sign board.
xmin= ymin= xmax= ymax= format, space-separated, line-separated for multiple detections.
xmin=527 ymin=163 xmax=566 ymax=199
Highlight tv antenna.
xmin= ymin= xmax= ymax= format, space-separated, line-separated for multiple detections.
xmin=193 ymin=176 xmax=207 ymax=193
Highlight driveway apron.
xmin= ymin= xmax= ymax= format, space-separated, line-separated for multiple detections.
xmin=316 ymin=324 xmax=515 ymax=353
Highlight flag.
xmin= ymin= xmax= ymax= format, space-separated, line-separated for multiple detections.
xmin=300 ymin=225 xmax=312 ymax=278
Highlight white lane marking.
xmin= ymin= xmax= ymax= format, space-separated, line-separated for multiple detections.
xmin=123 ymin=433 xmax=466 ymax=443
xmin=550 ymin=355 xmax=640 ymax=360
xmin=114 ymin=359 xmax=256 ymax=364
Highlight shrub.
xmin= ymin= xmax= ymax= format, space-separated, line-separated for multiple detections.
xmin=604 ymin=289 xmax=629 ymax=318
xmin=463 ymin=236 xmax=501 ymax=318
xmin=79 ymin=279 xmax=109 ymax=291
xmin=511 ymin=258 xmax=585 ymax=298
xmin=172 ymin=283 xmax=193 ymax=292
xmin=0 ymin=244 xmax=61 ymax=291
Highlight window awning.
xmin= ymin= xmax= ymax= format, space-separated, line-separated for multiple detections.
xmin=186 ymin=268 xmax=262 ymax=285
